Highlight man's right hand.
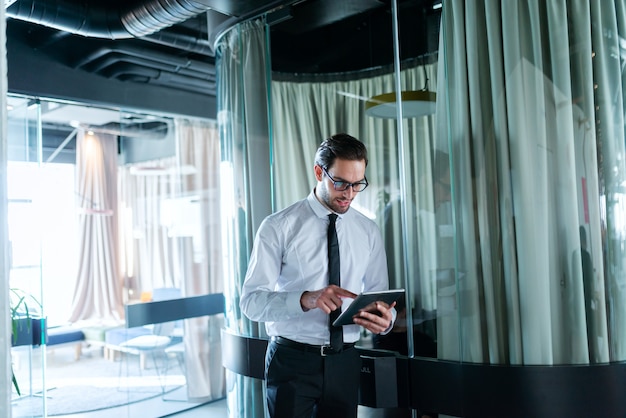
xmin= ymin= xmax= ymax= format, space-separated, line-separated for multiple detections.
xmin=300 ymin=285 xmax=358 ymax=313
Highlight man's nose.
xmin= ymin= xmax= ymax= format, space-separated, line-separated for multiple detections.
xmin=343 ymin=186 xmax=356 ymax=197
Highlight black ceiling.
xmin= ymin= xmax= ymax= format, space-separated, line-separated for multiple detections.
xmin=5 ymin=0 xmax=440 ymax=115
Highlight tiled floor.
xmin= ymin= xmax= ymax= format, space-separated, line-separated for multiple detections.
xmin=56 ymin=397 xmax=412 ymax=418
xmin=12 ymin=342 xmax=415 ymax=418
xmin=11 ymin=343 xmax=227 ymax=418
xmin=163 ymin=400 xmax=227 ymax=417
xmin=54 ymin=392 xmax=228 ymax=418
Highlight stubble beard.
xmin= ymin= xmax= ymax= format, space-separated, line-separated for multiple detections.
xmin=318 ymin=183 xmax=351 ymax=214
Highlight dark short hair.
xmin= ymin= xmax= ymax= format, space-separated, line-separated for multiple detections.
xmin=314 ymin=133 xmax=368 ymax=169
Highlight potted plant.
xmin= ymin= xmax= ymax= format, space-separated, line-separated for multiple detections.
xmin=10 ymin=288 xmax=43 ymax=396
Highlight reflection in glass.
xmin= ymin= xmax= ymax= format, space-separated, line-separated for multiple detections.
xmin=437 ymin=1 xmax=626 ymax=366
xmin=270 ymin=3 xmax=440 ymax=364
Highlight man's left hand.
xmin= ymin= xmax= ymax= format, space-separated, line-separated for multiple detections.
xmin=352 ymin=301 xmax=396 ymax=334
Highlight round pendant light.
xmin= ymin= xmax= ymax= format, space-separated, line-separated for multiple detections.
xmin=365 ymin=90 xmax=436 ymax=119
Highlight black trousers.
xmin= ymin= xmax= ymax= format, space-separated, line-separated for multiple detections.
xmin=265 ymin=338 xmax=361 ymax=418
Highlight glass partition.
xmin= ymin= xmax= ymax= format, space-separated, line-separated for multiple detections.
xmin=8 ymin=97 xmax=47 ymax=417
xmin=217 ymin=18 xmax=272 ymax=418
xmin=438 ymin=0 xmax=622 ymax=367
xmin=217 ymin=0 xmax=626 ymax=415
xmin=268 ymin=2 xmax=441 ymax=360
xmin=375 ymin=1 xmax=445 ymax=362
xmin=117 ymin=114 xmax=225 ymax=411
xmin=8 ymin=95 xmax=222 ymax=417
xmin=217 ymin=0 xmax=442 ymax=416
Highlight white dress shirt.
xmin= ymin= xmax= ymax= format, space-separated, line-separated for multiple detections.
xmin=240 ymin=190 xmax=391 ymax=345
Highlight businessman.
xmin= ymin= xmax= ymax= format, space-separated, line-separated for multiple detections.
xmin=240 ymin=133 xmax=396 ymax=418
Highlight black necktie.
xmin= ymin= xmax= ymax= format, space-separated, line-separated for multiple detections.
xmin=328 ymin=213 xmax=343 ymax=351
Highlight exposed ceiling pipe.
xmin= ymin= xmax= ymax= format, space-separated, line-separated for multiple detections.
xmin=105 ymin=63 xmax=215 ymax=93
xmin=74 ymin=45 xmax=215 ymax=76
xmin=6 ymin=0 xmax=213 ymax=40
xmin=142 ymin=29 xmax=215 ymax=56
xmin=121 ymin=74 xmax=216 ymax=95
xmin=121 ymin=0 xmax=210 ymax=37
xmin=83 ymin=53 xmax=215 ymax=83
xmin=82 ymin=120 xmax=172 ymax=139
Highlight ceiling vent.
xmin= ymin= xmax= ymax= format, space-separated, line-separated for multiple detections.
xmin=6 ymin=0 xmax=213 ymax=40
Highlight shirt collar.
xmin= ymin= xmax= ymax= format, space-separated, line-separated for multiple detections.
xmin=307 ymin=189 xmax=344 ymax=220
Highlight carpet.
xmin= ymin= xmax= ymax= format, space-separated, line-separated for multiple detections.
xmin=11 ymin=344 xmax=186 ymax=416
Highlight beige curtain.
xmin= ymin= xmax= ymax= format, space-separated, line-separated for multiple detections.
xmin=117 ymin=119 xmax=224 ymax=400
xmin=175 ymin=118 xmax=224 ymax=400
xmin=69 ymin=131 xmax=123 ymax=323
xmin=118 ymin=155 xmax=179 ymax=294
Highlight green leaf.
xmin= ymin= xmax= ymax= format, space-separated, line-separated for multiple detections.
xmin=12 ymin=365 xmax=20 ymax=396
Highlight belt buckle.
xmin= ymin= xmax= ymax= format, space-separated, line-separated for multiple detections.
xmin=320 ymin=345 xmax=332 ymax=356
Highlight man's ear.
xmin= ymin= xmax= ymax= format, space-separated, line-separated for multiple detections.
xmin=314 ymin=165 xmax=323 ymax=182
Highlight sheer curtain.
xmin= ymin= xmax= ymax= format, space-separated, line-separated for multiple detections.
xmin=439 ymin=0 xmax=622 ymax=365
xmin=271 ymin=64 xmax=436 ymax=212
xmin=175 ymin=118 xmax=224 ymax=400
xmin=216 ymin=18 xmax=271 ymax=417
xmin=118 ymin=155 xmax=181 ymax=294
xmin=118 ymin=119 xmax=225 ymax=400
xmin=69 ymin=131 xmax=123 ymax=323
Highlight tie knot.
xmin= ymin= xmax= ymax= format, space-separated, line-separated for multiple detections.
xmin=328 ymin=213 xmax=338 ymax=224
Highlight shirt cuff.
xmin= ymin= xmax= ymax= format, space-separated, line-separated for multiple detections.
xmin=379 ymin=307 xmax=398 ymax=335
xmin=286 ymin=291 xmax=306 ymax=314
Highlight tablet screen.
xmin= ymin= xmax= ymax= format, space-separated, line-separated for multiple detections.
xmin=332 ymin=289 xmax=404 ymax=327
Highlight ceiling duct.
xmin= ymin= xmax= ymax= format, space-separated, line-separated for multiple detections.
xmin=143 ymin=28 xmax=214 ymax=56
xmin=75 ymin=44 xmax=215 ymax=76
xmin=6 ymin=0 xmax=213 ymax=40
xmin=82 ymin=120 xmax=172 ymax=140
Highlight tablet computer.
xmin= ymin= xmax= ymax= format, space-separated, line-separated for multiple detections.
xmin=332 ymin=289 xmax=405 ymax=327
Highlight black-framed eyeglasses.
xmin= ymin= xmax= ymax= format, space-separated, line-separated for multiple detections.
xmin=321 ymin=166 xmax=369 ymax=192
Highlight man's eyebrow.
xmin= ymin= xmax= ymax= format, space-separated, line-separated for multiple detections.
xmin=335 ymin=176 xmax=366 ymax=182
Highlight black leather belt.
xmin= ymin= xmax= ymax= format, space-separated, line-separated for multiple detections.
xmin=273 ymin=336 xmax=355 ymax=356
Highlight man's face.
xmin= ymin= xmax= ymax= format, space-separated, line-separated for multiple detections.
xmin=315 ymin=158 xmax=367 ymax=214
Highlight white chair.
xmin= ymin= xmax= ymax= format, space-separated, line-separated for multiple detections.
xmin=120 ymin=326 xmax=172 ymax=367
xmin=117 ymin=321 xmax=176 ymax=393
xmin=164 ymin=341 xmax=185 ymax=374
xmin=161 ymin=341 xmax=187 ymax=401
